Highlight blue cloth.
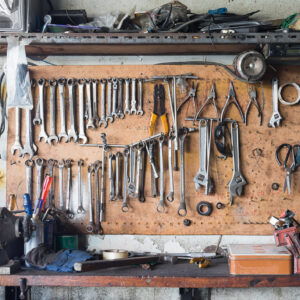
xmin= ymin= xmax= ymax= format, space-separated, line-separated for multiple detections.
xmin=46 ymin=250 xmax=92 ymax=272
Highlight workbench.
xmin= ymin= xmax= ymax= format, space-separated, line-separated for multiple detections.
xmin=1 ymin=258 xmax=300 ymax=289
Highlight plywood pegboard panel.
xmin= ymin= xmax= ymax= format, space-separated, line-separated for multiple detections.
xmin=5 ymin=65 xmax=300 ymax=235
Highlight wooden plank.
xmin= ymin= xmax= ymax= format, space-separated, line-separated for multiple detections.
xmin=5 ymin=65 xmax=300 ymax=235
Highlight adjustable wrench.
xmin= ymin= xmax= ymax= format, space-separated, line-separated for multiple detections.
xmin=269 ymin=77 xmax=282 ymax=128
xmin=117 ymin=78 xmax=125 ymax=119
xmin=99 ymin=79 xmax=108 ymax=128
xmin=47 ymin=159 xmax=56 ymax=208
xmin=25 ymin=159 xmax=34 ymax=201
xmin=86 ymin=164 xmax=95 ymax=233
xmin=128 ymin=147 xmax=136 ymax=197
xmin=11 ymin=107 xmax=23 ymax=156
xmin=228 ymin=122 xmax=247 ymax=205
xmin=130 ymin=78 xmax=137 ymax=114
xmin=77 ymin=159 xmax=85 ymax=214
xmin=122 ymin=148 xmax=129 ymax=212
xmin=58 ymin=78 xmax=68 ymax=142
xmin=58 ymin=160 xmax=65 ymax=210
xmin=47 ymin=79 xmax=59 ymax=145
xmin=78 ymin=79 xmax=88 ymax=144
xmin=115 ymin=152 xmax=122 ymax=200
xmin=167 ymin=136 xmax=174 ymax=202
xmin=124 ymin=78 xmax=131 ymax=115
xmin=109 ymin=153 xmax=115 ymax=201
xmin=38 ymin=78 xmax=48 ymax=142
xmin=137 ymin=78 xmax=144 ymax=115
xmin=92 ymin=79 xmax=100 ymax=124
xmin=35 ymin=158 xmax=44 ymax=200
xmin=178 ymin=128 xmax=188 ymax=217
xmin=135 ymin=146 xmax=143 ymax=199
xmin=157 ymin=136 xmax=165 ymax=213
xmin=85 ymin=80 xmax=95 ymax=129
xmin=138 ymin=147 xmax=146 ymax=203
xmin=93 ymin=160 xmax=102 ymax=233
xmin=106 ymin=79 xmax=114 ymax=123
xmin=112 ymin=78 xmax=118 ymax=119
xmin=67 ymin=78 xmax=78 ymax=142
xmin=65 ymin=159 xmax=74 ymax=218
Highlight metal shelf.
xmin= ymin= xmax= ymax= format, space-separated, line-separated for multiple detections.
xmin=0 ymin=32 xmax=299 ymax=56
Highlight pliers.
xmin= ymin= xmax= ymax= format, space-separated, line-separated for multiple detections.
xmin=149 ymin=84 xmax=169 ymax=136
xmin=245 ymin=87 xmax=262 ymax=126
xmin=177 ymin=82 xmax=198 ymax=114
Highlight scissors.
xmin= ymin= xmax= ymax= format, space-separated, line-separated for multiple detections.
xmin=275 ymin=144 xmax=300 ymax=194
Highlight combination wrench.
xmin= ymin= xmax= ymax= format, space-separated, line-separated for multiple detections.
xmin=23 ymin=105 xmax=37 ymax=159
xmin=109 ymin=153 xmax=115 ymax=201
xmin=128 ymin=147 xmax=136 ymax=197
xmin=137 ymin=78 xmax=144 ymax=115
xmin=85 ymin=79 xmax=95 ymax=129
xmin=11 ymin=107 xmax=23 ymax=156
xmin=67 ymin=78 xmax=78 ymax=142
xmin=106 ymin=79 xmax=114 ymax=123
xmin=157 ymin=136 xmax=165 ymax=213
xmin=25 ymin=159 xmax=34 ymax=201
xmin=130 ymin=78 xmax=137 ymax=114
xmin=148 ymin=140 xmax=158 ymax=197
xmin=135 ymin=146 xmax=143 ymax=199
xmin=58 ymin=160 xmax=65 ymax=210
xmin=92 ymin=79 xmax=100 ymax=124
xmin=99 ymin=133 xmax=108 ymax=223
xmin=178 ymin=128 xmax=188 ymax=217
xmin=93 ymin=160 xmax=102 ymax=233
xmin=138 ymin=147 xmax=146 ymax=203
xmin=78 ymin=79 xmax=88 ymax=144
xmin=47 ymin=79 xmax=59 ymax=145
xmin=65 ymin=159 xmax=74 ymax=219
xmin=115 ymin=152 xmax=122 ymax=200
xmin=77 ymin=159 xmax=85 ymax=214
xmin=122 ymin=148 xmax=129 ymax=212
xmin=269 ymin=77 xmax=282 ymax=128
xmin=117 ymin=78 xmax=125 ymax=119
xmin=124 ymin=78 xmax=131 ymax=115
xmin=35 ymin=158 xmax=44 ymax=201
xmin=58 ymin=78 xmax=68 ymax=142
xmin=112 ymin=78 xmax=118 ymax=119
xmin=166 ymin=135 xmax=174 ymax=202
xmin=33 ymin=79 xmax=41 ymax=125
xmin=99 ymin=79 xmax=108 ymax=128
xmin=47 ymin=159 xmax=56 ymax=208
xmin=86 ymin=164 xmax=95 ymax=233
xmin=37 ymin=78 xmax=48 ymax=142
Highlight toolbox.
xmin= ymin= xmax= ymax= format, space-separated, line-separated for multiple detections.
xmin=228 ymin=244 xmax=292 ymax=275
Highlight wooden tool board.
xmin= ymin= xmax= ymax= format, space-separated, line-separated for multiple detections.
xmin=6 ymin=65 xmax=300 ymax=235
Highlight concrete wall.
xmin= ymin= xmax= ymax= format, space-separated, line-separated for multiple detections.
xmin=1 ymin=0 xmax=300 ymax=299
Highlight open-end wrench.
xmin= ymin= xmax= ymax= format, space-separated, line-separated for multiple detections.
xmin=86 ymin=164 xmax=95 ymax=233
xmin=92 ymin=79 xmax=100 ymax=124
xmin=115 ymin=152 xmax=122 ymax=200
xmin=269 ymin=77 xmax=282 ymax=128
xmin=117 ymin=78 xmax=125 ymax=119
xmin=134 ymin=146 xmax=142 ymax=199
xmin=137 ymin=78 xmax=144 ymax=115
xmin=37 ymin=78 xmax=48 ymax=143
xmin=47 ymin=79 xmax=59 ymax=145
xmin=33 ymin=88 xmax=41 ymax=126
xmin=109 ymin=154 xmax=115 ymax=201
xmin=78 ymin=79 xmax=88 ymax=144
xmin=65 ymin=159 xmax=74 ymax=219
xmin=122 ymin=148 xmax=129 ymax=212
xmin=77 ymin=159 xmax=85 ymax=214
xmin=99 ymin=79 xmax=108 ymax=128
xmin=93 ymin=160 xmax=102 ymax=233
xmin=128 ymin=147 xmax=136 ymax=197
xmin=157 ymin=136 xmax=165 ymax=213
xmin=25 ymin=159 xmax=34 ymax=201
xmin=47 ymin=159 xmax=56 ymax=208
xmin=106 ymin=79 xmax=114 ymax=123
xmin=228 ymin=122 xmax=247 ymax=205
xmin=178 ymin=128 xmax=188 ymax=217
xmin=130 ymin=78 xmax=137 ymax=114
xmin=67 ymin=78 xmax=78 ymax=142
xmin=148 ymin=140 xmax=158 ymax=197
xmin=11 ymin=107 xmax=23 ymax=156
xmin=23 ymin=106 xmax=37 ymax=159
xmin=58 ymin=78 xmax=68 ymax=142
xmin=35 ymin=158 xmax=44 ymax=201
xmin=85 ymin=79 xmax=95 ymax=129
xmin=58 ymin=160 xmax=65 ymax=210
xmin=138 ymin=147 xmax=146 ymax=202
xmin=112 ymin=78 xmax=118 ymax=119
xmin=124 ymin=78 xmax=131 ymax=115
xmin=167 ymin=135 xmax=174 ymax=202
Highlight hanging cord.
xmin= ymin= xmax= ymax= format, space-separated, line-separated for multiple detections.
xmin=0 ymin=72 xmax=7 ymax=138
